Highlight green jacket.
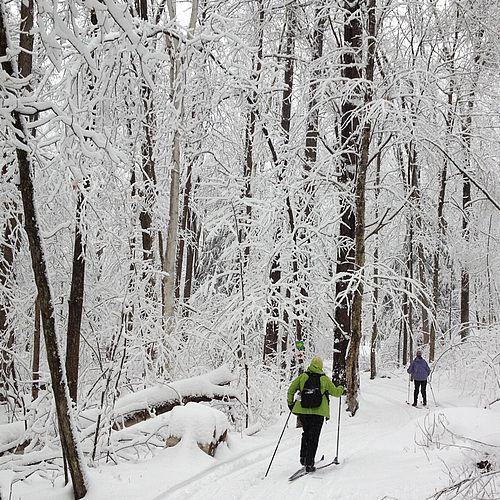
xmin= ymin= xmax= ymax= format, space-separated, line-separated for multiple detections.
xmin=287 ymin=360 xmax=344 ymax=420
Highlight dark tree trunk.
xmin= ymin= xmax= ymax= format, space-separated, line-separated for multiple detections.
xmin=332 ymin=0 xmax=362 ymax=387
xmin=32 ymin=296 xmax=41 ymax=401
xmin=402 ymin=275 xmax=409 ymax=366
xmin=183 ymin=206 xmax=198 ymax=304
xmin=430 ymin=18 xmax=458 ymax=361
xmin=0 ymin=8 xmax=87 ymax=498
xmin=370 ymin=148 xmax=381 ymax=379
xmin=175 ymin=152 xmax=193 ymax=300
xmin=240 ymin=0 xmax=264 ymax=268
xmin=406 ymin=141 xmax=431 ymax=346
xmin=15 ymin=101 xmax=88 ymax=500
xmin=136 ymin=0 xmax=157 ymax=286
xmin=460 ymin=172 xmax=471 ymax=340
xmin=0 ymin=217 xmax=16 ymax=397
xmin=294 ymin=1 xmax=327 ymax=347
xmin=345 ymin=0 xmax=376 ymax=415
xmin=264 ymin=0 xmax=296 ymax=359
xmin=65 ymin=185 xmax=88 ymax=404
xmin=0 ymin=0 xmax=34 ymax=402
xmin=459 ymin=88 xmax=478 ymax=340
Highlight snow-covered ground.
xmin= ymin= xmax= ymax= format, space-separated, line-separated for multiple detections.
xmin=2 ymin=370 xmax=499 ymax=500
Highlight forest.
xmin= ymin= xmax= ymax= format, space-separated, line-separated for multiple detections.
xmin=1 ymin=0 xmax=499 ymax=498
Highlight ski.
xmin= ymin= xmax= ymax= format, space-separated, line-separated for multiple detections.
xmin=315 ymin=458 xmax=339 ymax=471
xmin=288 ymin=455 xmax=326 ymax=481
xmin=288 ymin=467 xmax=307 ymax=482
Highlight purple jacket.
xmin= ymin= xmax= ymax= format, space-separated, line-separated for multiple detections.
xmin=407 ymin=356 xmax=430 ymax=381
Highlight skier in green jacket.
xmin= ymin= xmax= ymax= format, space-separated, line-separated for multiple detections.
xmin=287 ymin=356 xmax=344 ymax=472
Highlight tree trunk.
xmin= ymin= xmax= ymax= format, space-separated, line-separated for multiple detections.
xmin=345 ymin=0 xmax=376 ymax=415
xmin=459 ymin=104 xmax=474 ymax=340
xmin=163 ymin=0 xmax=199 ymax=329
xmin=294 ymin=0 xmax=326 ymax=346
xmin=459 ymin=30 xmax=483 ymax=339
xmin=0 ymin=217 xmax=15 ymax=399
xmin=0 ymin=7 xmax=88 ymax=497
xmin=183 ymin=204 xmax=198 ymax=304
xmin=460 ymin=171 xmax=471 ymax=340
xmin=370 ymin=148 xmax=381 ymax=379
xmin=137 ymin=0 xmax=158 ymax=275
xmin=175 ymin=151 xmax=193 ymax=301
xmin=333 ymin=0 xmax=362 ymax=386
xmin=264 ymin=1 xmax=295 ymax=359
xmin=429 ymin=9 xmax=459 ymax=361
xmin=65 ymin=186 xmax=87 ymax=404
xmin=32 ymin=296 xmax=41 ymax=401
xmin=0 ymin=0 xmax=34 ymax=403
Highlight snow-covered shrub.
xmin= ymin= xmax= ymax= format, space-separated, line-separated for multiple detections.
xmin=431 ymin=328 xmax=500 ymax=406
xmin=418 ymin=408 xmax=500 ymax=499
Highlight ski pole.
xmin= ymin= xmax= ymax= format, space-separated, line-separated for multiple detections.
xmin=264 ymin=409 xmax=292 ymax=478
xmin=428 ymin=380 xmax=438 ymax=406
xmin=406 ymin=374 xmax=411 ymax=404
xmin=333 ymin=395 xmax=342 ymax=464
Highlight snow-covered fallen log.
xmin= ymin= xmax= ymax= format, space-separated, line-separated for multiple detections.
xmin=110 ymin=402 xmax=229 ymax=459
xmin=83 ymin=365 xmax=239 ymax=430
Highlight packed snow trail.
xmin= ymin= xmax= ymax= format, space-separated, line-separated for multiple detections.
xmin=151 ymin=372 xmax=474 ymax=500
xmin=6 ymin=370 xmax=497 ymax=500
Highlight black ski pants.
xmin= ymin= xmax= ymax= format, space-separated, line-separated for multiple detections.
xmin=299 ymin=414 xmax=324 ymax=467
xmin=413 ymin=380 xmax=427 ymax=405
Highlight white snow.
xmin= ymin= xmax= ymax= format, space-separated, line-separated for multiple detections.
xmin=168 ymin=402 xmax=228 ymax=446
xmin=0 ymin=421 xmax=25 ymax=451
xmin=2 ymin=370 xmax=499 ymax=500
xmin=80 ymin=365 xmax=238 ymax=428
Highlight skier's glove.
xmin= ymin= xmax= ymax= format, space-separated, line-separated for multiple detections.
xmin=288 ymin=404 xmax=294 ymax=412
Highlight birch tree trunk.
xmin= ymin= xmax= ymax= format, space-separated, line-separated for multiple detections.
xmin=163 ymin=0 xmax=198 ymax=330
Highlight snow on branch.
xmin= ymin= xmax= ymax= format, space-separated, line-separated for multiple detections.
xmin=109 ymin=365 xmax=239 ymax=429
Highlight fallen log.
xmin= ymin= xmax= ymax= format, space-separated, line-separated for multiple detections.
xmin=108 ymin=365 xmax=239 ymax=429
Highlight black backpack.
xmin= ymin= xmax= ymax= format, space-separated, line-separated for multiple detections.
xmin=300 ymin=373 xmax=323 ymax=408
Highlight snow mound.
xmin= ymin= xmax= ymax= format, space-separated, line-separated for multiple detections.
xmin=168 ymin=402 xmax=228 ymax=447
xmin=0 ymin=421 xmax=25 ymax=452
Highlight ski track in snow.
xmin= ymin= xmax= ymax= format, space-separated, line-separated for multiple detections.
xmin=155 ymin=373 xmax=459 ymax=500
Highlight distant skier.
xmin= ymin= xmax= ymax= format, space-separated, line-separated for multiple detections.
xmin=287 ymin=356 xmax=344 ymax=472
xmin=407 ymin=349 xmax=431 ymax=406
